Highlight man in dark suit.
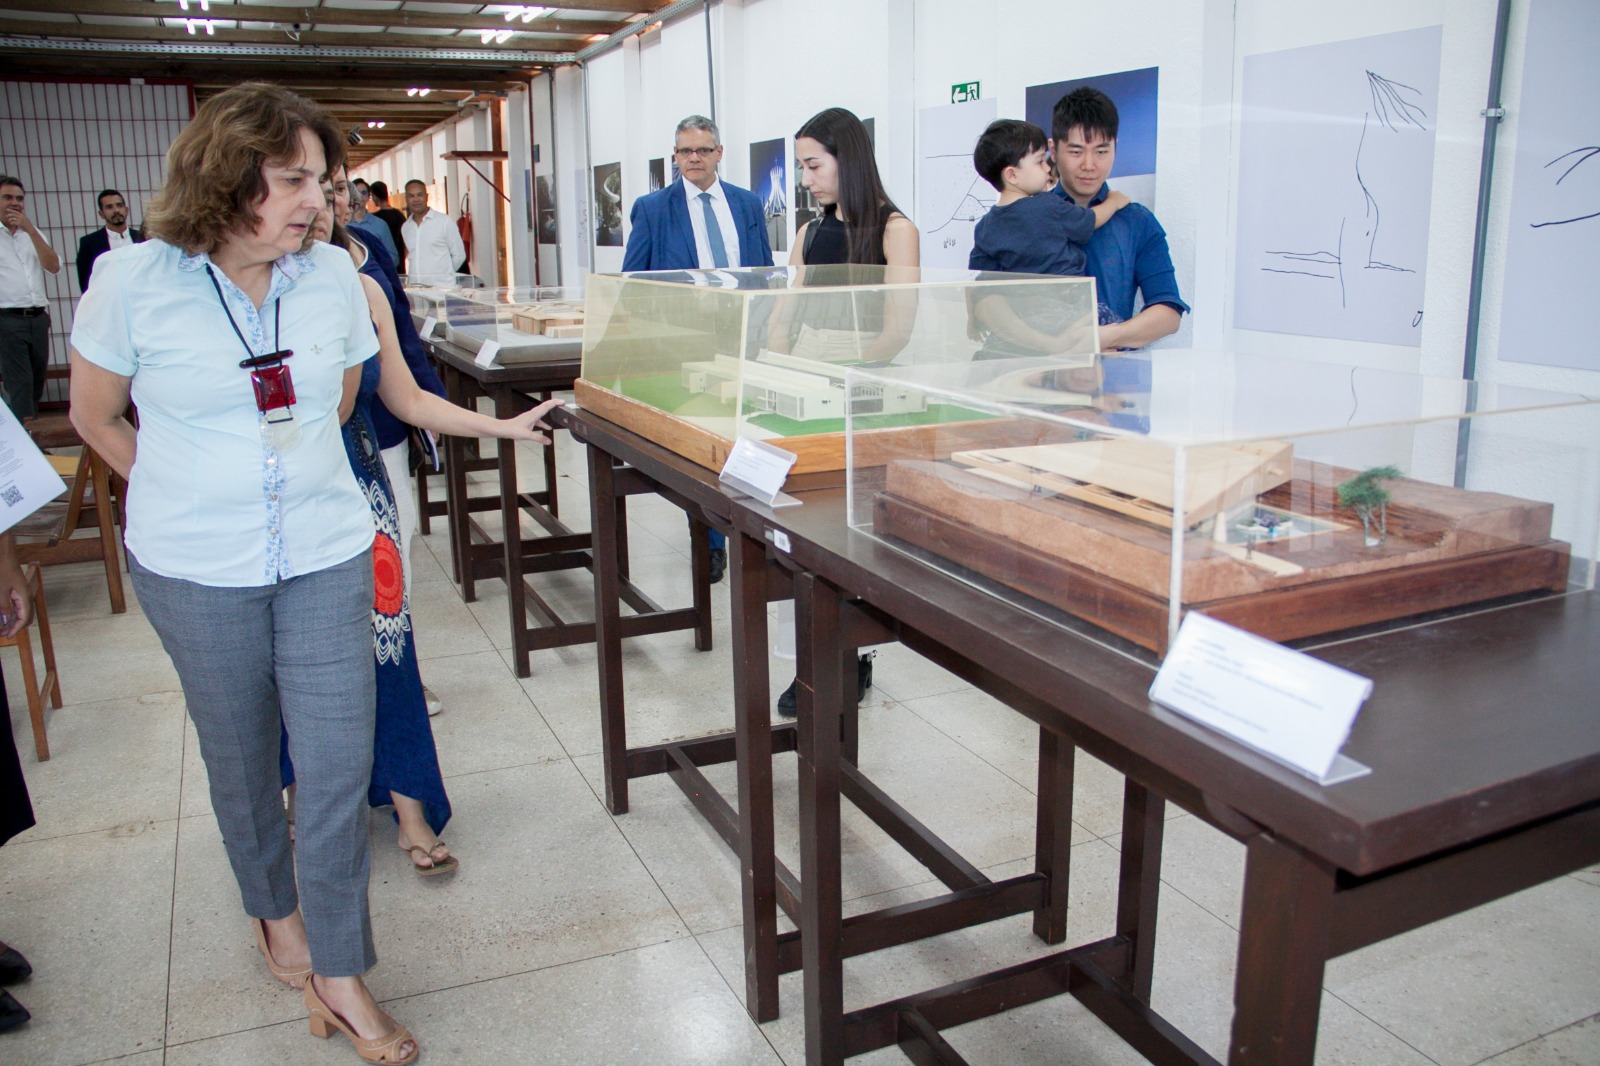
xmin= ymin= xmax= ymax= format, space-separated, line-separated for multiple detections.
xmin=623 ymin=115 xmax=774 ymax=584
xmin=75 ymin=189 xmax=143 ymax=292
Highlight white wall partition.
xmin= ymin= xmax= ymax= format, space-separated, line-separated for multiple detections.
xmin=0 ymin=79 xmax=192 ymax=400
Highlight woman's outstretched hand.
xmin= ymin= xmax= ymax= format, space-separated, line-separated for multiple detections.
xmin=501 ymin=396 xmax=565 ymax=443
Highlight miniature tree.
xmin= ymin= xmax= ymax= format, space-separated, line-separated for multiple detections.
xmin=1336 ymin=465 xmax=1402 ymax=547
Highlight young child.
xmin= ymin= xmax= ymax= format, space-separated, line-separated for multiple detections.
xmin=968 ymin=118 xmax=1127 ymax=277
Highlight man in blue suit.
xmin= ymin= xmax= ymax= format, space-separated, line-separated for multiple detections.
xmin=622 ymin=115 xmax=773 ymax=582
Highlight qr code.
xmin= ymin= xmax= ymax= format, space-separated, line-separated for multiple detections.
xmin=0 ymin=486 xmax=21 ymax=507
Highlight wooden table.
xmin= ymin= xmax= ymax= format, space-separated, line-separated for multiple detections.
xmin=423 ymin=337 xmax=710 ymax=677
xmin=565 ymin=405 xmax=1600 ymax=1065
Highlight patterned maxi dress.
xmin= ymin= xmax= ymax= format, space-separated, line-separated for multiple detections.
xmin=282 ymin=355 xmax=451 ymax=834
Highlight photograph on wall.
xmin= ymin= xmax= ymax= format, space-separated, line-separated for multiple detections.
xmin=1026 ymin=66 xmax=1159 ymax=207
xmin=794 ymin=117 xmax=872 ymax=238
xmin=1497 ymin=0 xmax=1600 ymax=369
xmin=535 ymin=172 xmax=558 ymax=246
xmin=1232 ymin=25 xmax=1442 ymax=347
xmin=916 ymin=99 xmax=998 ymax=271
xmin=749 ymin=137 xmax=788 ymax=253
xmin=648 ymin=157 xmax=666 ymax=192
xmin=593 ymin=161 xmax=623 ymax=247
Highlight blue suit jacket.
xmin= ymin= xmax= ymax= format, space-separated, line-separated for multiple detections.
xmin=621 ymin=177 xmax=774 ymax=271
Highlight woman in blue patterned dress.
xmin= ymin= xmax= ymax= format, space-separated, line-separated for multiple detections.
xmin=283 ymin=184 xmax=560 ymax=878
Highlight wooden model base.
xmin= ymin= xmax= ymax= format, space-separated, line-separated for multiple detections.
xmin=574 ymin=378 xmax=1065 ymax=490
xmin=873 ymin=457 xmax=1570 ymax=653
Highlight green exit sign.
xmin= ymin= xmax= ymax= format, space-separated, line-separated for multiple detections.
xmin=951 ymin=81 xmax=980 ymax=104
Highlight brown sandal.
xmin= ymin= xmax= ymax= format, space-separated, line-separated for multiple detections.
xmin=399 ymin=840 xmax=458 ymax=878
xmin=253 ymin=919 xmax=311 ymax=989
xmin=304 ymin=975 xmax=419 ymax=1064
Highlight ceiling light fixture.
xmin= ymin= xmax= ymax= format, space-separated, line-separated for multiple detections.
xmin=502 ymin=5 xmax=551 ymax=21
xmin=177 ymin=0 xmax=211 ymax=10
xmin=183 ymin=19 xmax=215 ymax=35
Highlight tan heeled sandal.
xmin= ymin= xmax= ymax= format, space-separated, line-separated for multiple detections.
xmin=253 ymin=919 xmax=311 ymax=989
xmin=304 ymin=976 xmax=419 ymax=1064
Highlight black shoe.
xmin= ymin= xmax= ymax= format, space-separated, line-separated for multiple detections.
xmin=0 ymin=989 xmax=28 ymax=1032
xmin=707 ymin=548 xmax=726 ymax=585
xmin=777 ymin=653 xmax=873 ymax=718
xmin=0 ymin=947 xmax=29 ymax=986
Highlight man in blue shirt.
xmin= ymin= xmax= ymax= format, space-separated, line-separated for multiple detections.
xmin=1049 ymin=88 xmax=1188 ymax=350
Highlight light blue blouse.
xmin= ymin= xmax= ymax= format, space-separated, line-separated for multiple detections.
xmin=71 ymin=239 xmax=379 ymax=587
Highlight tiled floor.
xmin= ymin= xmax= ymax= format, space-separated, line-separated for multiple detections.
xmin=2 ymin=421 xmax=1597 ymax=1065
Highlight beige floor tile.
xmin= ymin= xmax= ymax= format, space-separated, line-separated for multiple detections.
xmin=407 ymin=579 xmax=499 ymax=659
xmin=39 ymin=608 xmax=180 ymax=707
xmin=1324 ymin=876 xmax=1600 ymax=1066
xmin=1478 ymin=1012 xmax=1600 ymax=1064
xmin=4 ymin=690 xmax=184 ymax=839
xmin=363 ymin=759 xmax=690 ymax=998
xmin=414 ymin=650 xmax=566 ymax=777
xmin=0 ymin=820 xmax=176 ymax=1065
xmin=865 ymin=641 xmax=970 ymax=703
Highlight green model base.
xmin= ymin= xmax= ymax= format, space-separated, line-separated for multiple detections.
xmin=616 ymin=373 xmax=993 ymax=436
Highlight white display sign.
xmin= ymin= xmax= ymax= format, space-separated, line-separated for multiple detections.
xmin=474 ymin=339 xmax=501 ymax=367
xmin=419 ymin=316 xmax=438 ymax=340
xmin=0 ymin=402 xmax=68 ymax=535
xmin=719 ymin=436 xmax=798 ymax=507
xmin=1149 ymin=612 xmax=1373 ymax=784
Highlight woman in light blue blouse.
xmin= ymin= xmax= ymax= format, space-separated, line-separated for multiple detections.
xmin=67 ymin=84 xmax=551 ymax=1065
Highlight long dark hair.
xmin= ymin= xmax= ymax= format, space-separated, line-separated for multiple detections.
xmin=795 ymin=107 xmax=903 ymax=266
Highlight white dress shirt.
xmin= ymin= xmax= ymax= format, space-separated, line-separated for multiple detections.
xmin=401 ymin=208 xmax=466 ymax=280
xmin=0 ymin=225 xmax=50 ymax=308
xmin=106 ymin=227 xmax=134 ymax=250
xmin=684 ymin=179 xmax=743 ymax=270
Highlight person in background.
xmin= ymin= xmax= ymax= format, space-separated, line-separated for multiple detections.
xmin=773 ymin=106 xmax=923 ymax=715
xmin=0 ymin=528 xmax=37 ymax=1034
xmin=76 ymin=189 xmax=145 ymax=292
xmin=70 ymin=81 xmax=418 ymax=1064
xmin=400 ymin=180 xmax=465 ymax=281
xmin=0 ymin=176 xmax=61 ymax=421
xmin=970 ymin=119 xmax=1127 ymax=277
xmin=346 ymin=179 xmax=400 ymax=266
xmin=621 ymin=114 xmax=775 ymax=584
xmin=366 ymin=181 xmax=408 ymax=274
xmin=1048 ymin=87 xmax=1187 ymax=349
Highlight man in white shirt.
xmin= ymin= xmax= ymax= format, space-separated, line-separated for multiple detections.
xmin=400 ymin=181 xmax=466 ymax=281
xmin=0 ymin=176 xmax=61 ymax=420
xmin=76 ymin=188 xmax=145 ymax=292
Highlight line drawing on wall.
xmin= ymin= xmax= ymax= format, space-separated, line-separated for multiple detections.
xmin=1499 ymin=0 xmax=1600 ymax=370
xmin=916 ymin=99 xmax=997 ymax=272
xmin=1529 ymin=146 xmax=1600 ymax=227
xmin=1234 ymin=26 xmax=1442 ymax=347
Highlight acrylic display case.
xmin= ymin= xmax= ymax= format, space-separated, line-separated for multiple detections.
xmin=844 ymin=350 xmax=1600 ymax=661
xmin=406 ymin=283 xmax=585 ymax=364
xmin=576 ymin=266 xmax=1100 ymax=484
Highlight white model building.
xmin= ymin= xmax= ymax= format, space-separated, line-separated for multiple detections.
xmin=681 ymin=352 xmax=926 ymax=422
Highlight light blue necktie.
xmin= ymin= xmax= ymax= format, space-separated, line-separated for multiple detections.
xmin=698 ymin=191 xmax=729 ymax=268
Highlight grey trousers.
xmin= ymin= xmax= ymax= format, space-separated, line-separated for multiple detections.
xmin=131 ymin=549 xmax=379 ymax=976
xmin=0 ymin=311 xmax=50 ymax=419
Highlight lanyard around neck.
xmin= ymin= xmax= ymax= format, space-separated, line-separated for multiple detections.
xmin=205 ymin=264 xmax=281 ymax=361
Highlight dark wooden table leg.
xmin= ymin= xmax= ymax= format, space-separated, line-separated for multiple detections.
xmin=690 ymin=518 xmax=713 ymax=651
xmin=797 ymin=571 xmax=846 ymax=1066
xmin=1229 ymin=833 xmax=1335 ymax=1064
xmin=442 ymin=363 xmax=470 ymax=590
xmin=1117 ymin=779 xmax=1165 ymax=1001
xmin=496 ymin=386 xmax=530 ymax=678
xmin=732 ymin=527 xmax=779 ymax=1022
xmin=588 ymin=444 xmax=630 ymax=814
xmin=538 ymin=389 xmax=560 ymax=520
xmin=1033 ymin=728 xmax=1074 ymax=944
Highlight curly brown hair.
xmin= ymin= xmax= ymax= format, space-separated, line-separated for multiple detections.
xmin=144 ymin=82 xmax=345 ymax=254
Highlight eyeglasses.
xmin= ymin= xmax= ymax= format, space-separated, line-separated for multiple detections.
xmin=674 ymin=146 xmax=719 ymax=159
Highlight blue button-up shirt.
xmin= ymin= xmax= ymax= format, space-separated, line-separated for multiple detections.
xmin=71 ymin=239 xmax=378 ymax=587
xmin=1053 ymin=182 xmax=1188 ymax=324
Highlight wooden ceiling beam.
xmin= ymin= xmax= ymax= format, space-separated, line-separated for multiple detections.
xmin=0 ymin=1 xmax=625 ymax=37
xmin=0 ymin=18 xmax=579 ymax=52
xmin=0 ymin=53 xmax=544 ymax=89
